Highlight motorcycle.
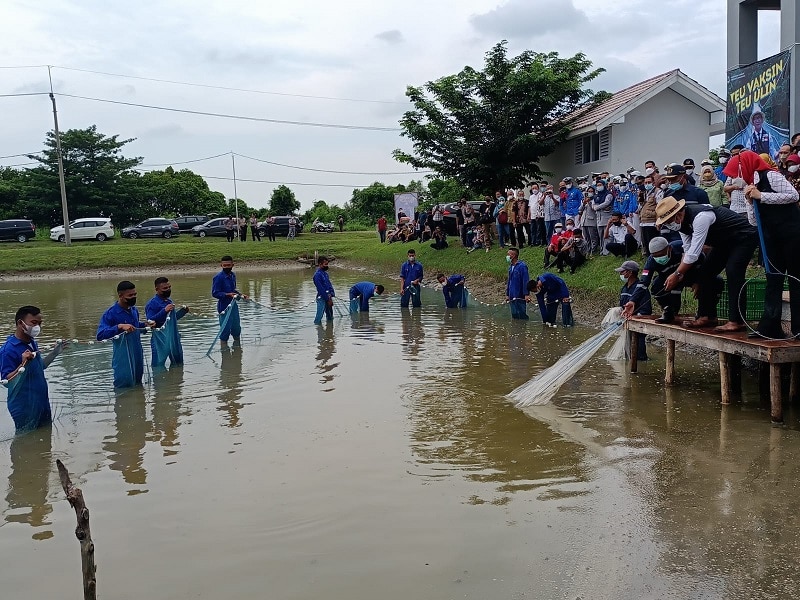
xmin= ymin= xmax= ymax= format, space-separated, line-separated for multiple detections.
xmin=311 ymin=219 xmax=335 ymax=233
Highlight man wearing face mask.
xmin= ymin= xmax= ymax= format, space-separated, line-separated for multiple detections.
xmin=591 ymin=179 xmax=613 ymax=255
xmin=212 ymin=256 xmax=246 ymax=344
xmin=604 ymin=211 xmax=637 ymax=257
xmin=662 ymin=163 xmax=710 ymax=205
xmin=656 ymin=197 xmax=757 ymax=332
xmin=313 ymin=256 xmax=336 ymax=324
xmin=146 ymin=277 xmax=189 ymax=368
xmin=562 ymin=177 xmax=583 ymax=226
xmin=0 ymin=306 xmax=67 ymax=431
xmin=640 ymin=237 xmax=684 ymax=324
xmin=714 ymin=149 xmax=731 ymax=181
xmin=505 ymin=247 xmax=530 ymax=320
xmin=97 ymin=281 xmax=155 ymax=388
xmin=682 ymin=158 xmax=697 ymax=186
xmin=400 ymin=248 xmax=423 ymax=308
xmin=618 ymin=261 xmax=651 ymax=360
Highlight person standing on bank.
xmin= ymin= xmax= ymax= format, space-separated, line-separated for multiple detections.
xmin=348 ymin=281 xmax=385 ymax=313
xmin=506 ymin=247 xmax=530 ymax=320
xmin=377 ymin=215 xmax=388 ymax=243
xmin=313 ymin=256 xmax=336 ymax=325
xmin=212 ymin=256 xmax=245 ymax=344
xmin=265 ymin=215 xmax=277 ymax=242
xmin=249 ymin=214 xmax=261 ymax=241
xmin=238 ymin=215 xmax=247 ymax=242
xmin=0 ymin=306 xmax=68 ymax=432
xmin=224 ymin=216 xmax=235 ymax=243
xmin=400 ymin=249 xmax=423 ymax=308
xmin=97 ymin=281 xmax=154 ymax=388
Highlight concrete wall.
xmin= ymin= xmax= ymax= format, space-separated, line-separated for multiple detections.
xmin=537 ymin=88 xmax=713 ymax=183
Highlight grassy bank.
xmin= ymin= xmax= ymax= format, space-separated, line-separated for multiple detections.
xmin=0 ymin=231 xmax=626 ymax=306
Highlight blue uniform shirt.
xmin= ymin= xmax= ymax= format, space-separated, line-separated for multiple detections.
xmin=536 ymin=272 xmax=570 ymax=299
xmin=400 ymin=260 xmax=423 ymax=287
xmin=0 ymin=335 xmax=50 ymax=431
xmin=313 ymin=268 xmax=335 ymax=300
xmin=563 ymin=187 xmax=583 ymax=215
xmin=640 ymin=241 xmax=684 ymax=287
xmin=97 ymin=302 xmax=146 ymax=388
xmin=212 ymin=270 xmax=239 ymax=313
xmin=349 ymin=281 xmax=376 ymax=302
xmin=664 ymin=184 xmax=710 ymax=205
xmin=506 ymin=260 xmax=529 ymax=299
xmin=145 ymin=295 xmax=187 ymax=327
xmin=620 ymin=280 xmax=652 ymax=315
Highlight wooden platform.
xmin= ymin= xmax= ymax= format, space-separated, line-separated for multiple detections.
xmin=626 ymin=315 xmax=800 ymax=424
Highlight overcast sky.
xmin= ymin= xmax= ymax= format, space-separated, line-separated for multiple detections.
xmin=0 ymin=0 xmax=782 ymax=210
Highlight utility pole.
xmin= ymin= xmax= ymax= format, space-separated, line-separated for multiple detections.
xmin=48 ymin=66 xmax=71 ymax=246
xmin=231 ymin=152 xmax=239 ymax=231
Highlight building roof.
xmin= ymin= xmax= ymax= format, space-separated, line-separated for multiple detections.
xmin=565 ymin=69 xmax=726 ymax=138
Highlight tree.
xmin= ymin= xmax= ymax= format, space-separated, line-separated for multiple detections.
xmin=428 ymin=178 xmax=475 ymax=207
xmin=394 ymin=41 xmax=608 ymax=191
xmin=269 ymin=185 xmax=300 ymax=215
xmin=347 ymin=182 xmax=395 ymax=223
xmin=139 ymin=167 xmax=227 ymax=216
xmin=0 ymin=168 xmax=25 ymax=220
xmin=303 ymin=199 xmax=341 ymax=225
xmin=25 ymin=125 xmax=145 ymax=225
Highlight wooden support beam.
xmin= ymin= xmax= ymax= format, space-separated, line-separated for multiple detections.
xmin=665 ymin=339 xmax=676 ymax=386
xmin=719 ymin=352 xmax=733 ymax=405
xmin=790 ymin=363 xmax=800 ymax=402
xmin=56 ymin=459 xmax=97 ymax=600
xmin=629 ymin=332 xmax=639 ymax=374
xmin=770 ymin=363 xmax=783 ymax=424
xmin=731 ymin=355 xmax=742 ymax=394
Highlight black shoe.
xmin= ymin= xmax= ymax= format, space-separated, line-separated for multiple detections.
xmin=655 ymin=309 xmax=674 ymax=324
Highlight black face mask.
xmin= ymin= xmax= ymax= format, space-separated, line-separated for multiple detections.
xmin=160 ymin=289 xmax=172 ymax=299
xmin=321 ymin=265 xmax=329 ymax=271
xmin=125 ymin=297 xmax=137 ymax=307
xmin=223 ymin=267 xmax=233 ymax=274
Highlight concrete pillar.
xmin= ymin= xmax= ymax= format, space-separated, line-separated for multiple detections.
xmin=727 ymin=0 xmax=760 ymax=69
xmin=781 ymin=0 xmax=800 ymax=136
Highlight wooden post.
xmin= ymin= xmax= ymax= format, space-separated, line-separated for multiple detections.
xmin=790 ymin=363 xmax=800 ymax=402
xmin=731 ymin=355 xmax=742 ymax=394
xmin=719 ymin=352 xmax=732 ymax=405
xmin=665 ymin=339 xmax=676 ymax=386
xmin=56 ymin=459 xmax=97 ymax=600
xmin=629 ymin=332 xmax=639 ymax=374
xmin=770 ymin=363 xmax=783 ymax=425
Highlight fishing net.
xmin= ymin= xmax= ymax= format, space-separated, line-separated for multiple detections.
xmin=1 ymin=353 xmax=51 ymax=432
xmin=510 ymin=315 xmax=624 ymax=408
xmin=111 ymin=332 xmax=144 ymax=388
xmin=150 ymin=309 xmax=186 ymax=368
xmin=602 ymin=307 xmax=630 ymax=361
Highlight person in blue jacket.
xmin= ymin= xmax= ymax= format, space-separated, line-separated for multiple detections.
xmin=145 ymin=276 xmax=189 ymax=367
xmin=618 ymin=260 xmax=651 ymax=360
xmin=313 ymin=255 xmax=336 ymax=324
xmin=400 ymin=248 xmax=423 ymax=308
xmin=97 ymin=281 xmax=153 ymax=388
xmin=561 ymin=177 xmax=583 ymax=224
xmin=505 ymin=247 xmax=530 ymax=319
xmin=613 ymin=178 xmax=639 ymax=217
xmin=436 ymin=273 xmax=467 ymax=308
xmin=212 ymin=256 xmax=245 ymax=345
xmin=348 ymin=281 xmax=384 ymax=313
xmin=0 ymin=306 xmax=66 ymax=432
xmin=529 ymin=273 xmax=574 ymax=326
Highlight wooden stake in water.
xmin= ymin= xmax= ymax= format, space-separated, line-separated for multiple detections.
xmin=56 ymin=459 xmax=97 ymax=600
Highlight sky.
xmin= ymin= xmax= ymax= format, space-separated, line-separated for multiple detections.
xmin=0 ymin=0 xmax=783 ymax=211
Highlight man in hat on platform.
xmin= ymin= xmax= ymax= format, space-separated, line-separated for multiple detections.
xmin=662 ymin=163 xmax=709 ymax=205
xmin=656 ymin=196 xmax=757 ymax=332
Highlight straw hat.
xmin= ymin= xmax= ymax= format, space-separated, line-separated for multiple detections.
xmin=655 ymin=197 xmax=686 ymax=225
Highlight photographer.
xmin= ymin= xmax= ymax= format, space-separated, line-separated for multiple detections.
xmin=604 ymin=211 xmax=637 ymax=257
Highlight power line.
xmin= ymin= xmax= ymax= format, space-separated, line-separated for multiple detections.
xmin=51 ymin=65 xmax=409 ymax=106
xmin=55 ymin=92 xmax=402 ymax=132
xmin=0 ymin=152 xmax=39 ymax=159
xmin=135 ymin=168 xmax=368 ymax=188
xmin=0 ymin=161 xmax=38 ymax=168
xmin=139 ymin=152 xmax=231 ymax=168
xmin=233 ymin=152 xmax=430 ymax=175
xmin=0 ymin=92 xmax=50 ymax=98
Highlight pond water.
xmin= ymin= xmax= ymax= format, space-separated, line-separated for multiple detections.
xmin=1 ymin=267 xmax=800 ymax=599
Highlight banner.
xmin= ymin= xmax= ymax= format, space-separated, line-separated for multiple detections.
xmin=393 ymin=192 xmax=418 ymax=224
xmin=725 ymin=49 xmax=791 ymax=157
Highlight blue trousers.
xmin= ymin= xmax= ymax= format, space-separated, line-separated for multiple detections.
xmin=545 ymin=299 xmax=574 ymax=326
xmin=314 ymin=298 xmax=334 ymax=324
xmin=401 ymin=284 xmax=421 ymax=308
xmin=218 ymin=302 xmax=241 ymax=343
xmin=510 ymin=299 xmax=529 ymax=320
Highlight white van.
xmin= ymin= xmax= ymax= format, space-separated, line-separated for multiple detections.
xmin=50 ymin=218 xmax=115 ymax=242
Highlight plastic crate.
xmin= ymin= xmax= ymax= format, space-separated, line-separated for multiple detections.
xmin=716 ymin=279 xmax=767 ymax=322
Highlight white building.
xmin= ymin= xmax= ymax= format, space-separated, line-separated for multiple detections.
xmin=537 ymin=69 xmax=725 ymax=182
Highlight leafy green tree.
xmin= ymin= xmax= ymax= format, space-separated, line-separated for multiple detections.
xmin=226 ymin=197 xmax=251 ymax=218
xmin=269 ymin=185 xmax=300 ymax=215
xmin=0 ymin=168 xmax=25 ymax=221
xmin=303 ymin=199 xmax=341 ymax=225
xmin=394 ymin=41 xmax=608 ymax=191
xmin=347 ymin=182 xmax=395 ymax=223
xmin=427 ymin=178 xmax=474 ymax=207
xmin=25 ymin=125 xmax=145 ymax=225
xmin=139 ymin=167 xmax=227 ymax=216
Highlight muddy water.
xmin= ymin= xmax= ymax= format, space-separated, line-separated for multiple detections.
xmin=1 ymin=267 xmax=800 ymax=599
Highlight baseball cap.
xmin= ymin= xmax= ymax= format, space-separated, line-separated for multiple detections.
xmin=663 ymin=163 xmax=686 ymax=179
xmin=615 ymin=260 xmax=640 ymax=273
xmin=682 ymin=158 xmax=695 ymax=167
xmin=648 ymin=237 xmax=669 ymax=253
xmin=554 ymin=222 xmax=564 ymax=229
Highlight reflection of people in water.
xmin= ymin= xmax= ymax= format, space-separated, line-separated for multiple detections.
xmin=218 ymin=342 xmax=244 ymax=428
xmin=105 ymin=387 xmax=150 ymax=488
xmin=151 ymin=366 xmax=187 ymax=457
xmin=5 ymin=426 xmax=54 ymax=535
xmin=315 ymin=321 xmax=338 ymax=386
xmin=400 ymin=309 xmax=425 ymax=357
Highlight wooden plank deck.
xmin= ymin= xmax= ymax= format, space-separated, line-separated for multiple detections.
xmin=625 ymin=315 xmax=800 ymax=424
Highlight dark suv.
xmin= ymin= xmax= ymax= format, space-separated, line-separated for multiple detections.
xmin=257 ymin=216 xmax=303 ymax=238
xmin=0 ymin=219 xmax=36 ymax=243
xmin=122 ymin=218 xmax=180 ymax=239
xmin=173 ymin=215 xmax=210 ymax=232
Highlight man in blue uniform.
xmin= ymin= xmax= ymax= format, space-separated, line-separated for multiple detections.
xmin=97 ymin=281 xmax=153 ymax=388
xmin=400 ymin=249 xmax=423 ymax=308
xmin=145 ymin=276 xmax=189 ymax=368
xmin=618 ymin=261 xmax=651 ymax=360
xmin=529 ymin=273 xmax=573 ymax=326
xmin=505 ymin=247 xmax=530 ymax=319
xmin=0 ymin=306 xmax=66 ymax=432
xmin=348 ymin=281 xmax=384 ymax=313
xmin=313 ymin=255 xmax=336 ymax=324
xmin=436 ymin=273 xmax=467 ymax=308
xmin=211 ymin=256 xmax=245 ymax=344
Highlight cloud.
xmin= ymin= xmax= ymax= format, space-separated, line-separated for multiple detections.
xmin=375 ymin=29 xmax=404 ymax=44
xmin=470 ymin=0 xmax=588 ymax=38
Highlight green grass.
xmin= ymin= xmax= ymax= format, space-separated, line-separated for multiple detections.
xmin=0 ymin=231 xmax=629 ymax=304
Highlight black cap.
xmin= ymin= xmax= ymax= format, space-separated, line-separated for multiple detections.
xmin=663 ymin=163 xmax=686 ymax=178
xmin=682 ymin=158 xmax=695 ymax=167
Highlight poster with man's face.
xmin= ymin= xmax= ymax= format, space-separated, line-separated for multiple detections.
xmin=725 ymin=50 xmax=791 ymax=157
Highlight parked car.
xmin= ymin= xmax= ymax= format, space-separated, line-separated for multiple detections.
xmin=50 ymin=217 xmax=114 ymax=242
xmin=256 ymin=216 xmax=304 ymax=238
xmin=441 ymin=201 xmax=485 ymax=236
xmin=122 ymin=218 xmax=180 ymax=239
xmin=191 ymin=217 xmax=229 ymax=237
xmin=173 ymin=215 xmax=210 ymax=232
xmin=0 ymin=219 xmax=36 ymax=243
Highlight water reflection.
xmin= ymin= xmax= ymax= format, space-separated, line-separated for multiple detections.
xmin=104 ymin=387 xmax=149 ymax=493
xmin=150 ymin=366 xmax=187 ymax=458
xmin=315 ymin=322 xmax=338 ymax=389
xmin=4 ymin=426 xmax=53 ymax=539
xmin=217 ymin=343 xmax=244 ymax=428
xmin=400 ymin=309 xmax=425 ymax=359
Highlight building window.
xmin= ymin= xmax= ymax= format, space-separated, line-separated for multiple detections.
xmin=574 ymin=128 xmax=611 ymax=165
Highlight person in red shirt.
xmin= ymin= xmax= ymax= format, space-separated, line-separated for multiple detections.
xmin=543 ymin=221 xmax=573 ymax=268
xmin=377 ymin=215 xmax=388 ymax=243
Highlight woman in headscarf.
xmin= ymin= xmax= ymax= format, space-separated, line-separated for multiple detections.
xmin=698 ymin=164 xmax=726 ymax=207
xmin=724 ymin=150 xmax=800 ymax=338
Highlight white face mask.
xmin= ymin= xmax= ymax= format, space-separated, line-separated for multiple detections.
xmin=619 ymin=274 xmax=629 ymax=282
xmin=23 ymin=323 xmax=41 ymax=338
xmin=662 ymin=221 xmax=681 ymax=232
xmin=566 ymin=225 xmax=574 ymax=231
xmin=645 ymin=168 xmax=655 ymax=176
xmin=685 ymin=169 xmax=694 ymax=175
xmin=719 ymin=157 xmax=729 ymax=164
xmin=789 ymin=165 xmax=800 ymax=173
xmin=659 ymin=183 xmax=668 ymax=190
